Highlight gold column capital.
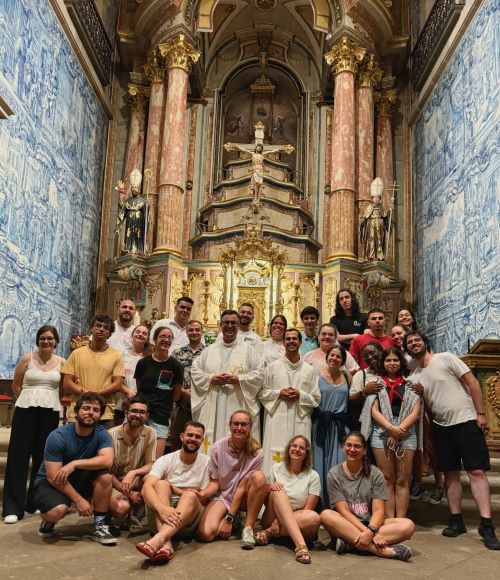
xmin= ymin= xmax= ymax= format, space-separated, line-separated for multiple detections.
xmin=325 ymin=35 xmax=366 ymax=75
xmin=375 ymin=88 xmax=398 ymax=116
xmin=127 ymin=84 xmax=149 ymax=111
xmin=358 ymin=54 xmax=383 ymax=89
xmin=158 ymin=34 xmax=200 ymax=73
xmin=143 ymin=53 xmax=166 ymax=84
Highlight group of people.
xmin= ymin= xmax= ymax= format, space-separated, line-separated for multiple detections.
xmin=2 ymin=289 xmax=499 ymax=565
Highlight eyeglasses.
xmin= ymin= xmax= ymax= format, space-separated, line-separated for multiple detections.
xmin=128 ymin=409 xmax=147 ymax=415
xmin=80 ymin=405 xmax=101 ymax=414
xmin=39 ymin=337 xmax=55 ymax=342
xmin=344 ymin=443 xmax=364 ymax=450
xmin=231 ymin=421 xmax=249 ymax=428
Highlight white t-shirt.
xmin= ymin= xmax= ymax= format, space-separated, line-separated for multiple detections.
xmin=409 ymin=352 xmax=475 ymax=427
xmin=269 ymin=462 xmax=321 ymax=511
xmin=107 ymin=322 xmax=133 ymax=352
xmin=148 ymin=450 xmax=210 ymax=489
xmin=349 ymin=368 xmax=381 ymax=394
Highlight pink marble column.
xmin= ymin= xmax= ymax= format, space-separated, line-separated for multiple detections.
xmin=124 ymin=85 xmax=148 ymax=191
xmin=155 ymin=35 xmax=200 ymax=254
xmin=325 ymin=36 xmax=366 ymax=260
xmin=357 ymin=55 xmax=382 ymax=202
xmin=375 ymin=89 xmax=397 ymax=205
xmin=143 ymin=54 xmax=166 ymax=251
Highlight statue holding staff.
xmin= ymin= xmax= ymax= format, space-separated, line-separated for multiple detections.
xmin=359 ymin=177 xmax=393 ymax=262
xmin=115 ymin=169 xmax=149 ymax=254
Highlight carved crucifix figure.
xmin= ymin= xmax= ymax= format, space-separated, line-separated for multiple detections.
xmin=224 ymin=124 xmax=294 ymax=209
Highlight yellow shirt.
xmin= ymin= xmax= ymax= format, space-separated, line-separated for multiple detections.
xmin=62 ymin=345 xmax=125 ymax=421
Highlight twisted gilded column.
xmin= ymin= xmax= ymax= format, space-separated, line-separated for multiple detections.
xmin=375 ymin=88 xmax=397 ymax=204
xmin=124 ymin=85 xmax=148 ymax=191
xmin=143 ymin=53 xmax=167 ymax=251
xmin=155 ymin=34 xmax=200 ymax=254
xmin=356 ymin=54 xmax=382 ymax=204
xmin=325 ymin=36 xmax=365 ymax=260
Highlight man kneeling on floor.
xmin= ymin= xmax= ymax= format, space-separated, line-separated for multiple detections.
xmin=33 ymin=392 xmax=116 ymax=545
xmin=137 ymin=421 xmax=210 ymax=561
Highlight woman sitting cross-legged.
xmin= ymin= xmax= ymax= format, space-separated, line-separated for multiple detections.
xmin=256 ymin=436 xmax=321 ymax=564
xmin=321 ymin=432 xmax=415 ymax=561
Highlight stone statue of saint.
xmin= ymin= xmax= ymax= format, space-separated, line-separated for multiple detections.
xmin=224 ymin=125 xmax=294 ymax=207
xmin=115 ymin=169 xmax=149 ymax=254
xmin=359 ymin=177 xmax=392 ymax=262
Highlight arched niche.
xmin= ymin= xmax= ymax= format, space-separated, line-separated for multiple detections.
xmin=212 ymin=61 xmax=308 ymax=191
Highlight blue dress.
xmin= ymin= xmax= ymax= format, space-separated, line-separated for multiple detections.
xmin=311 ymin=376 xmax=350 ymax=506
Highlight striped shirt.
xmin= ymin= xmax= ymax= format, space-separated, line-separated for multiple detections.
xmin=108 ymin=424 xmax=156 ymax=480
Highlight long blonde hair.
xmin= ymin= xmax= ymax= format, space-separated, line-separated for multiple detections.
xmin=229 ymin=410 xmax=261 ymax=457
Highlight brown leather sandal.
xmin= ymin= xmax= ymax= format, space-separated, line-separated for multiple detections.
xmin=295 ymin=544 xmax=311 ymax=564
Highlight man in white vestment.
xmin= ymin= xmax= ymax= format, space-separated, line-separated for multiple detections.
xmin=191 ymin=310 xmax=263 ymax=454
xmin=259 ymin=328 xmax=320 ymax=475
xmin=215 ymin=303 xmax=264 ymax=356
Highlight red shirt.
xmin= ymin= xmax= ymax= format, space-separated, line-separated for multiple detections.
xmin=349 ymin=334 xmax=394 ymax=369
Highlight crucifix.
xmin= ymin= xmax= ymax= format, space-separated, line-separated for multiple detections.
xmin=224 ymin=122 xmax=294 ymax=211
xmin=272 ymin=450 xmax=283 ymax=463
xmin=203 ymin=435 xmax=212 ymax=455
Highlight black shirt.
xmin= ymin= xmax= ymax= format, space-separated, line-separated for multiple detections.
xmin=330 ymin=314 xmax=368 ymax=348
xmin=134 ymin=355 xmax=183 ymax=425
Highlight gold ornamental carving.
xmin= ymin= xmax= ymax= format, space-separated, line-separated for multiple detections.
xmin=375 ymin=89 xmax=398 ymax=117
xmin=127 ymin=84 xmax=149 ymax=111
xmin=144 ymin=53 xmax=166 ymax=84
xmin=486 ymin=372 xmax=500 ymax=422
xmin=145 ymin=273 xmax=163 ymax=301
xmin=358 ymin=53 xmax=383 ymax=88
xmin=325 ymin=35 xmax=366 ymax=76
xmin=158 ymin=34 xmax=200 ymax=73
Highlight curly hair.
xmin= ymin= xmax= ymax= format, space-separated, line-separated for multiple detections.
xmin=334 ymin=288 xmax=361 ymax=318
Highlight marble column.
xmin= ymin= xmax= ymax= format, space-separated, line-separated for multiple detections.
xmin=155 ymin=34 xmax=200 ymax=254
xmin=357 ymin=54 xmax=382 ymax=203
xmin=143 ymin=52 xmax=166 ymax=251
xmin=375 ymin=88 xmax=397 ymax=204
xmin=124 ymin=85 xmax=148 ymax=191
xmin=325 ymin=36 xmax=365 ymax=260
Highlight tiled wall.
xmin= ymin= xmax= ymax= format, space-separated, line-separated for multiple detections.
xmin=413 ymin=0 xmax=499 ymax=354
xmin=0 ymin=1 xmax=108 ymax=377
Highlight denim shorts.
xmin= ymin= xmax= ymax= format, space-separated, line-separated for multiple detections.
xmin=370 ymin=417 xmax=417 ymax=451
xmin=146 ymin=418 xmax=169 ymax=439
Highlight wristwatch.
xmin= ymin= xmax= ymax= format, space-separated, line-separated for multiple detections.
xmin=225 ymin=513 xmax=235 ymax=524
xmin=367 ymin=524 xmax=378 ymax=534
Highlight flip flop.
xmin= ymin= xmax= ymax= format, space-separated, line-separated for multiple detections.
xmin=153 ymin=547 xmax=175 ymax=562
xmin=136 ymin=541 xmax=157 ymax=560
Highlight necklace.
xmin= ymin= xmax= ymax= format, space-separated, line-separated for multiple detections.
xmin=342 ymin=461 xmax=363 ymax=480
xmin=36 ymin=352 xmax=53 ymax=366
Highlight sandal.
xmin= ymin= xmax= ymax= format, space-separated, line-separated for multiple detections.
xmin=295 ymin=544 xmax=311 ymax=564
xmin=153 ymin=547 xmax=174 ymax=562
xmin=255 ymin=519 xmax=281 ymax=546
xmin=136 ymin=541 xmax=157 ymax=560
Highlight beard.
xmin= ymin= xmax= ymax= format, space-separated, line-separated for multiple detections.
xmin=182 ymin=441 xmax=201 ymax=454
xmin=76 ymin=415 xmax=98 ymax=428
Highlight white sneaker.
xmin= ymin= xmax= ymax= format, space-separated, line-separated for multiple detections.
xmin=3 ymin=515 xmax=18 ymax=524
xmin=240 ymin=526 xmax=256 ymax=549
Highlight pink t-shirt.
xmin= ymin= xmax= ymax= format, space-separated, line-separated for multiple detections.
xmin=209 ymin=436 xmax=263 ymax=509
xmin=349 ymin=334 xmax=394 ymax=369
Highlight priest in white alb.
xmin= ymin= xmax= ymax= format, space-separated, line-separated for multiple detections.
xmin=191 ymin=309 xmax=263 ymax=455
xmin=259 ymin=328 xmax=320 ymax=475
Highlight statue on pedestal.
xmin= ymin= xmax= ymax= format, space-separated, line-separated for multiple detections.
xmin=359 ymin=177 xmax=393 ymax=262
xmin=115 ymin=169 xmax=149 ymax=255
xmin=224 ymin=123 xmax=294 ymax=209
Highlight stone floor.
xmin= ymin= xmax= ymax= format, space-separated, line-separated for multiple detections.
xmin=1 ymin=512 xmax=500 ymax=580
